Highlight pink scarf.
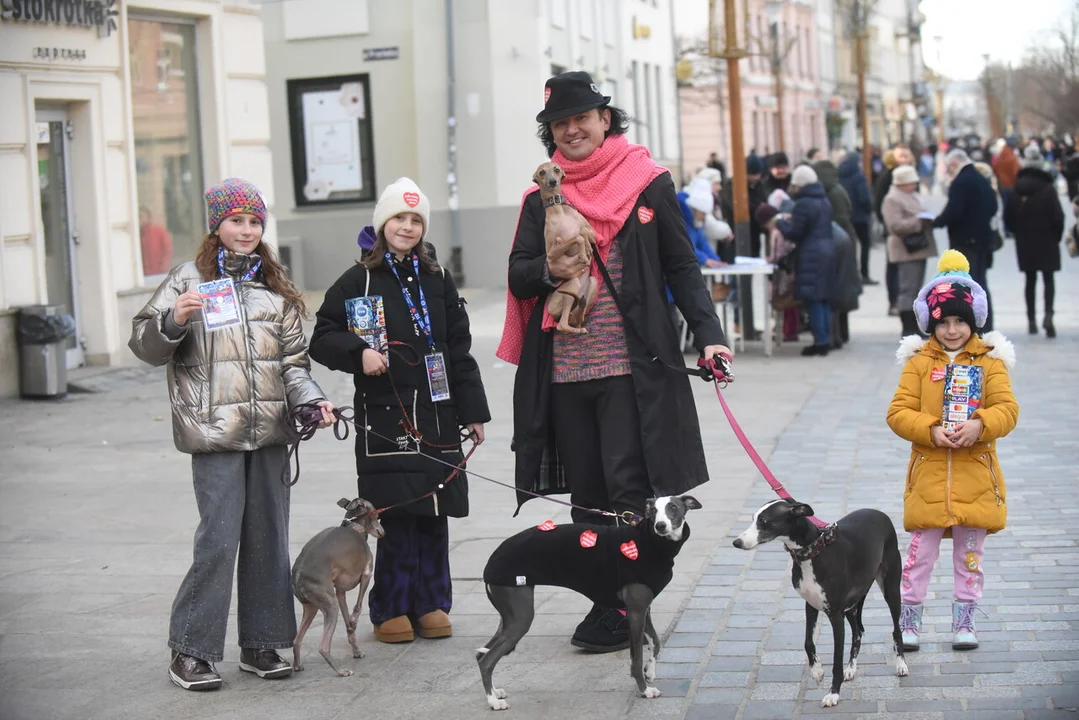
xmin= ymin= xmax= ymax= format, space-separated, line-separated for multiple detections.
xmin=496 ymin=135 xmax=668 ymax=364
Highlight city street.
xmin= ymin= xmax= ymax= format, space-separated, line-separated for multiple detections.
xmin=2 ymin=198 xmax=1078 ymax=720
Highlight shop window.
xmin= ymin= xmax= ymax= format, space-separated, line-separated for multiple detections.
xmin=287 ymin=74 xmax=376 ymax=207
xmin=128 ymin=17 xmax=205 ymax=278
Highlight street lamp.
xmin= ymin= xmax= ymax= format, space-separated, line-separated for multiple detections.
xmin=764 ymin=0 xmax=786 ymax=153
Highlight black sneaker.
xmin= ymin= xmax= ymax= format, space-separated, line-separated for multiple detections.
xmin=169 ymin=652 xmax=222 ymax=691
xmin=239 ymin=648 xmax=293 ymax=679
xmin=571 ymin=605 xmax=630 ymax=653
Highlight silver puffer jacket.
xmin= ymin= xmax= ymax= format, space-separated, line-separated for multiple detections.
xmin=128 ymin=253 xmax=325 ymax=454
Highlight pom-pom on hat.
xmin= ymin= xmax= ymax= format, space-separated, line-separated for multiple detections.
xmin=913 ymin=250 xmax=989 ymax=333
xmin=372 ymin=177 xmax=430 ymax=240
xmin=205 ymin=178 xmax=267 ymax=231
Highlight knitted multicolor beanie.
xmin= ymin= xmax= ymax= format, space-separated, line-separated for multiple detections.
xmin=205 ymin=178 xmax=267 ymax=231
xmin=913 ymin=250 xmax=988 ymax=334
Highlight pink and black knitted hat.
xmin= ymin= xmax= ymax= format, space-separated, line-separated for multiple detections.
xmin=205 ymin=178 xmax=267 ymax=231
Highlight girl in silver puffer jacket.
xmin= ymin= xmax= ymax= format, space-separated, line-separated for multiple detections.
xmin=129 ymin=178 xmax=334 ymax=691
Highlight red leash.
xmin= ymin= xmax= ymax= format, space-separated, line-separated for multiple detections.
xmin=699 ymin=357 xmax=828 ymax=528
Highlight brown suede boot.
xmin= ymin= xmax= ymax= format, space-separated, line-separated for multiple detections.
xmin=373 ymin=615 xmax=414 ymax=643
xmin=415 ymin=610 xmax=452 ymax=639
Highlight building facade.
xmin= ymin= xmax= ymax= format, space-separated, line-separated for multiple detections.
xmin=0 ymin=0 xmax=273 ymax=395
xmin=261 ymin=0 xmax=682 ymax=294
xmin=678 ymin=0 xmax=825 ymax=177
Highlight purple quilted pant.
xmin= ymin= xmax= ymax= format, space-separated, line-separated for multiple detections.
xmin=368 ymin=514 xmax=452 ymax=625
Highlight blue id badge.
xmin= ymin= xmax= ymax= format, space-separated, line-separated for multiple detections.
xmin=425 ymin=352 xmax=451 ymax=402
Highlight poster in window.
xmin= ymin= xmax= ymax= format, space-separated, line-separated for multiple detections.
xmin=301 ymin=88 xmax=363 ymax=201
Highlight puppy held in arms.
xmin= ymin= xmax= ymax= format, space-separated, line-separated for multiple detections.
xmin=534 ymin=161 xmax=599 ymax=334
xmin=476 ymin=494 xmax=701 ymax=711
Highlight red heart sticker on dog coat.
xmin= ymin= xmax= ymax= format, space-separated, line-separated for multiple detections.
xmin=620 ymin=541 xmax=639 ymax=560
xmin=580 ymin=530 xmax=598 ymax=548
xmin=931 ymin=367 xmax=945 ymax=382
xmin=537 ymin=520 xmax=557 ymax=531
xmin=544 ymin=86 xmax=552 ymax=104
xmin=637 ymin=207 xmax=655 ymax=224
xmin=403 ymin=192 xmax=420 ymax=208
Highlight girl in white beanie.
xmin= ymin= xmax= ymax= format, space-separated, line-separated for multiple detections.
xmin=309 ymin=177 xmax=491 ymax=644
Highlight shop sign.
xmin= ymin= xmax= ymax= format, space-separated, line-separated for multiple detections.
xmin=1 ymin=0 xmax=120 ymax=38
xmin=33 ymin=46 xmax=88 ymax=60
xmin=363 ymin=47 xmax=399 ymax=62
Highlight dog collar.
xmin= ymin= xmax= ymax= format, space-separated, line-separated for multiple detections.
xmin=786 ymin=523 xmax=838 ymax=562
xmin=542 ymin=194 xmax=567 ymax=209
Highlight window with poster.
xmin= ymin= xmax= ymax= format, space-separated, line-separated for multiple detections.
xmin=287 ymin=74 xmax=376 ymax=207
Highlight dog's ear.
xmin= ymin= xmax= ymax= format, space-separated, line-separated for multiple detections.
xmin=337 ymin=498 xmax=351 ymax=509
xmin=346 ymin=498 xmax=362 ymax=511
xmin=790 ymin=502 xmax=815 ymax=518
xmin=679 ymin=494 xmax=702 ymax=511
xmin=532 ymin=169 xmax=541 ymax=185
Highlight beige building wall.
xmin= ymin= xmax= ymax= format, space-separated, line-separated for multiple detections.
xmin=0 ymin=0 xmax=274 ymax=394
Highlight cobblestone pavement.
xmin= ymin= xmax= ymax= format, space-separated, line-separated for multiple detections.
xmin=640 ymin=228 xmax=1079 ymax=716
xmin=2 ymin=209 xmax=1077 ymax=719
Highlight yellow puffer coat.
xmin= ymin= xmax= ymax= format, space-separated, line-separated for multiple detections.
xmin=886 ymin=331 xmax=1019 ymax=535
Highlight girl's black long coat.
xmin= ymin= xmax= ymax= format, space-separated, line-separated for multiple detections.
xmin=508 ymin=173 xmax=725 ymax=512
xmin=309 ymin=257 xmax=490 ymax=517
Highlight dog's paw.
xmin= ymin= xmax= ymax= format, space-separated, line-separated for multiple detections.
xmin=487 ymin=693 xmax=509 ymax=711
xmin=293 ymin=663 xmax=304 ymax=672
xmin=896 ymin=658 xmax=909 ymax=677
xmin=641 ymin=686 xmax=662 ymax=699
xmin=353 ymin=648 xmax=364 ymax=659
xmin=493 ymin=688 xmax=507 ymax=699
xmin=820 ymin=692 xmax=840 ymax=707
xmin=810 ymin=662 xmax=824 ymax=683
xmin=843 ymin=660 xmax=857 ymax=681
xmin=337 ymin=669 xmax=354 ymax=677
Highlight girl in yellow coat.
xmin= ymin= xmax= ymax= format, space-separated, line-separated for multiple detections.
xmin=887 ymin=250 xmax=1019 ymax=652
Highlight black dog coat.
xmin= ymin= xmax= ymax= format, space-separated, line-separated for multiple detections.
xmin=483 ymin=521 xmax=690 ymax=609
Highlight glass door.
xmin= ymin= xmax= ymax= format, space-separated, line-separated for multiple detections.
xmin=35 ymin=109 xmax=83 ymax=369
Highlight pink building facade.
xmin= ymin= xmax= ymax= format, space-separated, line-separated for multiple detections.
xmin=679 ymin=0 xmax=824 ymax=180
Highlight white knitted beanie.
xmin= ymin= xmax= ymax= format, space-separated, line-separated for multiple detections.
xmin=685 ymin=178 xmax=715 ymax=214
xmin=790 ymin=165 xmax=819 ymax=188
xmin=372 ymin=177 xmax=430 ymax=239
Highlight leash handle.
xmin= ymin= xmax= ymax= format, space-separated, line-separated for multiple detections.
xmin=697 ymin=353 xmax=734 ymax=385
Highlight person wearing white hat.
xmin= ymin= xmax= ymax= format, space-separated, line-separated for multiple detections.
xmin=882 ymin=164 xmax=938 ymax=336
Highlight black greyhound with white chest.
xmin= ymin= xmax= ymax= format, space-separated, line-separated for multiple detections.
xmin=476 ymin=494 xmax=701 ymax=711
xmin=733 ymin=499 xmax=909 ymax=707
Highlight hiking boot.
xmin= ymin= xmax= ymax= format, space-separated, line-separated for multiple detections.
xmin=1044 ymin=314 xmax=1056 ymax=339
xmin=899 ymin=603 xmax=923 ymax=652
xmin=571 ymin=604 xmax=630 ymax=653
xmin=415 ymin=610 xmax=452 ymax=639
xmin=373 ymin=615 xmax=414 ymax=643
xmin=169 ymin=651 xmax=222 ymax=691
xmin=1028 ymin=315 xmax=1039 ymax=335
xmin=239 ymin=648 xmax=293 ymax=679
xmin=952 ymin=601 xmax=979 ymax=650
xmin=862 ymin=275 xmax=880 ymax=286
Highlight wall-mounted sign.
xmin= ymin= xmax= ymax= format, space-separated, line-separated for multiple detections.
xmin=33 ymin=46 xmax=88 ymax=60
xmin=363 ymin=47 xmax=399 ymax=62
xmin=1 ymin=0 xmax=120 ymax=38
xmin=632 ymin=16 xmax=651 ymax=39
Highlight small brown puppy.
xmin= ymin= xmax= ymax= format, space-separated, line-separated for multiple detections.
xmin=533 ymin=161 xmax=599 ymax=333
xmin=291 ymin=498 xmax=384 ymax=677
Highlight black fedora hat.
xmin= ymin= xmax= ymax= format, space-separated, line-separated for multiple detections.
xmin=536 ymin=71 xmax=611 ymax=123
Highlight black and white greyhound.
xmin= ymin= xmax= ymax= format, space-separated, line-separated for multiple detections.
xmin=733 ymin=499 xmax=909 ymax=707
xmin=476 ymin=494 xmax=701 ymax=711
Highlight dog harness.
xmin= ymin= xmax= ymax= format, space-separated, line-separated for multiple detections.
xmin=786 ymin=523 xmax=838 ymax=562
xmin=542 ymin=194 xmax=568 ymax=209
xmin=483 ymin=521 xmax=690 ymax=609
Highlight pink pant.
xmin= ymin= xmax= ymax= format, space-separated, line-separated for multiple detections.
xmin=901 ymin=526 xmax=987 ymax=604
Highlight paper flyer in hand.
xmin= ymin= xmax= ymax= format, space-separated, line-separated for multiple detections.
xmin=197 ymin=279 xmax=242 ymax=331
xmin=941 ymin=364 xmax=984 ymax=432
xmin=345 ymin=296 xmax=389 ymax=364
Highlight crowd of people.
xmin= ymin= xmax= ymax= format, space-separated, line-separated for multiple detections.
xmin=683 ymin=132 xmax=1074 ymax=352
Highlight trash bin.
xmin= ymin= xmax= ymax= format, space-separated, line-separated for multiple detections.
xmin=18 ymin=305 xmax=76 ymax=399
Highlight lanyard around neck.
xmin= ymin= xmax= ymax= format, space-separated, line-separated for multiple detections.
xmin=386 ymin=252 xmax=434 ymax=348
xmin=217 ymin=247 xmax=261 ymax=282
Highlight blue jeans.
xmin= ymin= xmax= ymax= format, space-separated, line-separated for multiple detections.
xmin=807 ymin=301 xmax=831 ymax=346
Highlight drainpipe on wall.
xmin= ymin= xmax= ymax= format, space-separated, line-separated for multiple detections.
xmin=446 ymin=0 xmax=465 ymax=285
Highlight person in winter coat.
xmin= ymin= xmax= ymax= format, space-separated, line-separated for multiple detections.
xmin=813 ymin=159 xmax=863 ymax=347
xmin=720 ymin=154 xmax=769 ymax=337
xmin=882 ymin=165 xmax=939 ymax=337
xmin=761 ymin=151 xmax=792 ymax=198
xmin=993 ymin=144 xmax=1020 ymax=193
xmin=1004 ymin=158 xmax=1065 ymax=338
xmin=933 ymin=150 xmax=999 ymax=332
xmin=679 ymin=181 xmax=726 ymax=268
xmin=129 ymin=178 xmax=335 ymax=691
xmin=310 ymin=178 xmax=491 ymax=644
xmin=498 ymin=71 xmax=729 ymax=654
xmin=887 ymin=250 xmax=1019 ymax=653
xmin=775 ymin=165 xmax=836 ymax=356
xmin=1062 ymin=145 xmax=1079 ymax=201
xmin=838 ymin=152 xmax=876 ymax=284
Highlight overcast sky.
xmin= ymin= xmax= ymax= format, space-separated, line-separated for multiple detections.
xmin=672 ymin=0 xmax=1074 ymax=81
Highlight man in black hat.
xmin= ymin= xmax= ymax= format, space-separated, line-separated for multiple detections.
xmin=499 ymin=71 xmax=730 ymax=653
xmin=761 ymin=152 xmax=792 ymax=197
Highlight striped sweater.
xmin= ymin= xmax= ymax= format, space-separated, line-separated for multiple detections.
xmin=552 ymin=239 xmax=632 ymax=384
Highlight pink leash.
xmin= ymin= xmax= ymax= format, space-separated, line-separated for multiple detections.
xmin=699 ymin=357 xmax=828 ymax=528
